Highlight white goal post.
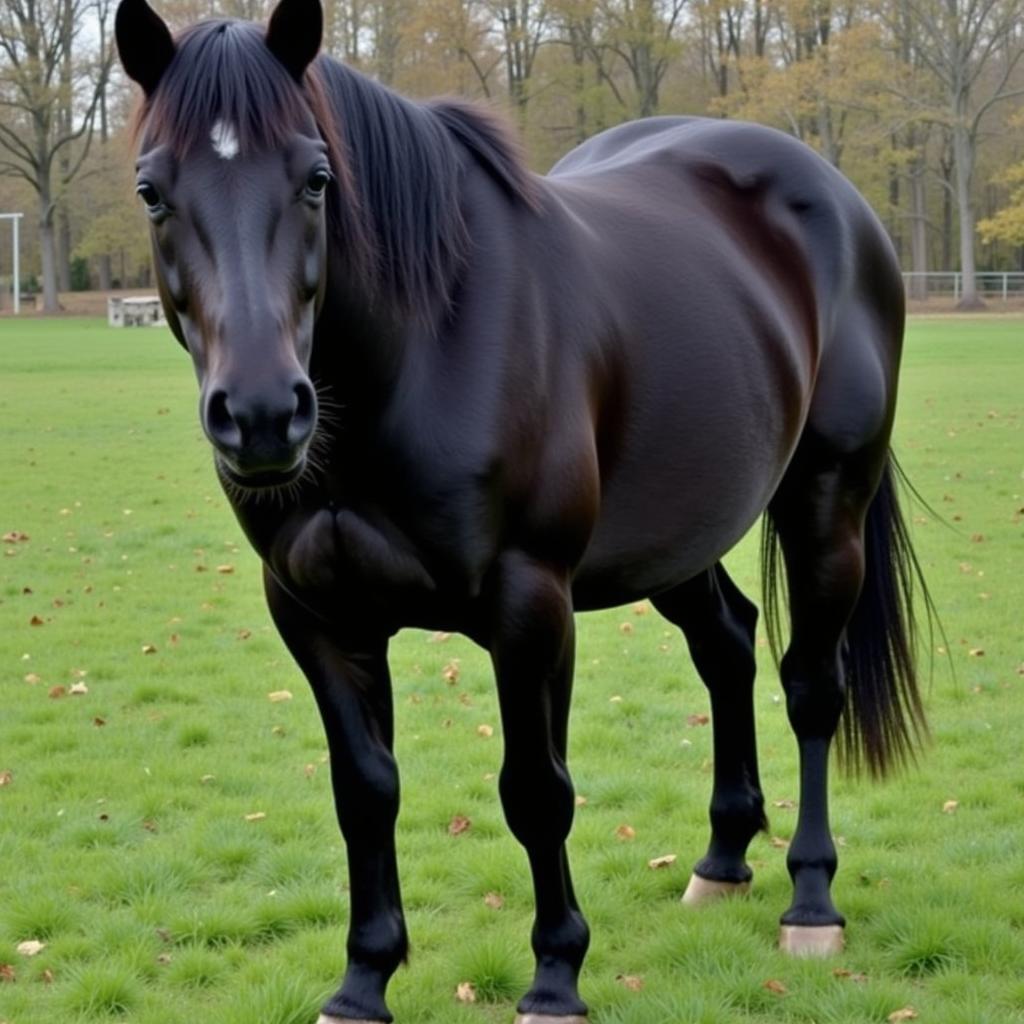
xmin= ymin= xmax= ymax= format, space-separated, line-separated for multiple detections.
xmin=1 ymin=213 xmax=23 ymax=314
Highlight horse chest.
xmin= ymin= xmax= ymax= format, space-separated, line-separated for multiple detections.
xmin=234 ymin=490 xmax=490 ymax=632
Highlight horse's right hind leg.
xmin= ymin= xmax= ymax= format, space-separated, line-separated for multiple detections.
xmin=653 ymin=565 xmax=767 ymax=904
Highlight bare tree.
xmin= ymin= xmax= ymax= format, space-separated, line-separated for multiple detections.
xmin=0 ymin=0 xmax=113 ymax=311
xmin=600 ymin=0 xmax=686 ymax=116
xmin=896 ymin=0 xmax=1024 ymax=306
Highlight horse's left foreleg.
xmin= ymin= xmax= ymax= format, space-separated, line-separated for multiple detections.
xmin=487 ymin=551 xmax=590 ymax=1023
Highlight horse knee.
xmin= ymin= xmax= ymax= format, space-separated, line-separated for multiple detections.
xmin=500 ymin=756 xmax=575 ymax=848
xmin=333 ymin=747 xmax=400 ymax=836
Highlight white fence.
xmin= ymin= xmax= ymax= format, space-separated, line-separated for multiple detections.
xmin=902 ymin=272 xmax=1024 ymax=302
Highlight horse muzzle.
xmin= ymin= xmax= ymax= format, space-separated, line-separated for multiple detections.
xmin=202 ymin=377 xmax=317 ymax=488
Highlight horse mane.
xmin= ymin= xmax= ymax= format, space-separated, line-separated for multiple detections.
xmin=135 ymin=18 xmax=539 ymax=316
xmin=312 ymin=60 xmax=540 ymax=313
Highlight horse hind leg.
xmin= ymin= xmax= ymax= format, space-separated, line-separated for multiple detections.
xmin=766 ymin=436 xmax=895 ymax=956
xmin=653 ymin=564 xmax=767 ymax=906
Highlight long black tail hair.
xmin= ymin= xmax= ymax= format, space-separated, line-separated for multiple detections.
xmin=761 ymin=454 xmax=935 ymax=777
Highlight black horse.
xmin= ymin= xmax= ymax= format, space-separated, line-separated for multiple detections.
xmin=115 ymin=0 xmax=928 ymax=1019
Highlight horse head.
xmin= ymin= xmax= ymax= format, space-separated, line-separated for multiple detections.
xmin=116 ymin=0 xmax=329 ymax=490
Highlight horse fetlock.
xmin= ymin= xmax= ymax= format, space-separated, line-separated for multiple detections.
xmin=531 ymin=911 xmax=590 ymax=967
xmin=785 ymin=844 xmax=838 ymax=882
xmin=347 ymin=915 xmax=408 ymax=971
xmin=709 ymin=790 xmax=767 ymax=840
xmin=520 ymin=956 xmax=589 ymax=1019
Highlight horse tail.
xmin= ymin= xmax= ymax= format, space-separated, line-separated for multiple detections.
xmin=761 ymin=452 xmax=933 ymax=777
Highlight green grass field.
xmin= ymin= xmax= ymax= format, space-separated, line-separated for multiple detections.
xmin=1 ymin=316 xmax=1022 ymax=1024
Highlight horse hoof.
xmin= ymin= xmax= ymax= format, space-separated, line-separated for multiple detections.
xmin=681 ymin=873 xmax=750 ymax=906
xmin=317 ymin=1016 xmax=388 ymax=1024
xmin=514 ymin=1016 xmax=589 ymax=1024
xmin=778 ymin=924 xmax=845 ymax=957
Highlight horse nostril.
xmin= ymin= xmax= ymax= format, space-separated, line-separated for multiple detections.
xmin=287 ymin=379 xmax=317 ymax=446
xmin=205 ymin=389 xmax=243 ymax=451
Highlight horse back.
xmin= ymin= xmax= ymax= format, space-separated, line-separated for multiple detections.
xmin=529 ymin=118 xmax=904 ymax=604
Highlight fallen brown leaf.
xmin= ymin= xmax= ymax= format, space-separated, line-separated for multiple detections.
xmin=888 ymin=1009 xmax=918 ymax=1022
xmin=24 ymin=673 xmax=40 ymax=685
xmin=455 ymin=981 xmax=476 ymax=1003
xmin=267 ymin=690 xmax=293 ymax=703
xmin=244 ymin=812 xmax=267 ymax=822
xmin=483 ymin=891 xmax=504 ymax=910
xmin=617 ymin=974 xmax=644 ymax=991
xmin=770 ymin=836 xmax=790 ymax=849
xmin=477 ymin=724 xmax=494 ymax=737
xmin=619 ymin=621 xmax=634 ymax=635
xmin=0 ymin=963 xmax=15 ymax=982
xmin=141 ymin=644 xmax=157 ymax=655
xmin=968 ymin=648 xmax=984 ymax=657
xmin=442 ymin=660 xmax=461 ymax=685
xmin=48 ymin=686 xmax=67 ymax=699
xmin=942 ymin=799 xmax=959 ymax=814
xmin=16 ymin=941 xmax=45 ymax=957
xmin=686 ymin=713 xmax=710 ymax=726
xmin=69 ymin=682 xmax=88 ymax=696
xmin=647 ymin=854 xmax=676 ymax=869
xmin=833 ymin=968 xmax=869 ymax=982
xmin=93 ymin=717 xmax=106 ymax=727
xmin=773 ymin=799 xmax=797 ymax=809
xmin=2 ymin=531 xmax=29 ymax=543
xmin=40 ymin=967 xmax=55 ymax=983
xmin=615 ymin=824 xmax=637 ymax=841
xmin=0 ymin=771 xmax=11 ymax=787
xmin=216 ymin=564 xmax=235 ymax=574
xmin=763 ymin=979 xmax=787 ymax=995
xmin=575 ymin=795 xmax=588 ymax=807
xmin=428 ymin=631 xmax=452 ymax=643
xmin=448 ymin=814 xmax=471 ymax=836
xmin=29 ymin=615 xmax=44 ymax=626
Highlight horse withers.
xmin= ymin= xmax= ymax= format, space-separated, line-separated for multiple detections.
xmin=115 ymin=0 xmax=929 ymax=1019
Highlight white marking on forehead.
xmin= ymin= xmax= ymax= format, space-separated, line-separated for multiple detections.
xmin=210 ymin=120 xmax=239 ymax=160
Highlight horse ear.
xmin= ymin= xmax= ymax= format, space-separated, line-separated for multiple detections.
xmin=115 ymin=0 xmax=175 ymax=97
xmin=266 ymin=0 xmax=323 ymax=81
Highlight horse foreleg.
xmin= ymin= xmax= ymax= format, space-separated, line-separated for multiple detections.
xmin=487 ymin=551 xmax=590 ymax=1023
xmin=653 ymin=566 xmax=766 ymax=906
xmin=770 ymin=459 xmax=873 ymax=957
xmin=265 ymin=572 xmax=406 ymax=1024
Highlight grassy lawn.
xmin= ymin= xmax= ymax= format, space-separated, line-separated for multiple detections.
xmin=1 ymin=315 xmax=1022 ymax=1024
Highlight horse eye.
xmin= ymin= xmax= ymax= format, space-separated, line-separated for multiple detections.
xmin=136 ymin=182 xmax=162 ymax=209
xmin=305 ymin=168 xmax=332 ymax=197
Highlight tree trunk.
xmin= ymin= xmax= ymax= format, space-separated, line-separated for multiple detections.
xmin=98 ymin=253 xmax=113 ymax=291
xmin=908 ymin=160 xmax=928 ymax=301
xmin=38 ymin=192 xmax=60 ymax=314
xmin=58 ymin=205 xmax=72 ymax=293
xmin=951 ymin=120 xmax=984 ymax=309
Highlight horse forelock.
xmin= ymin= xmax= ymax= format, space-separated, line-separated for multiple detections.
xmin=136 ymin=20 xmax=315 ymax=157
xmin=133 ymin=19 xmax=376 ymax=299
